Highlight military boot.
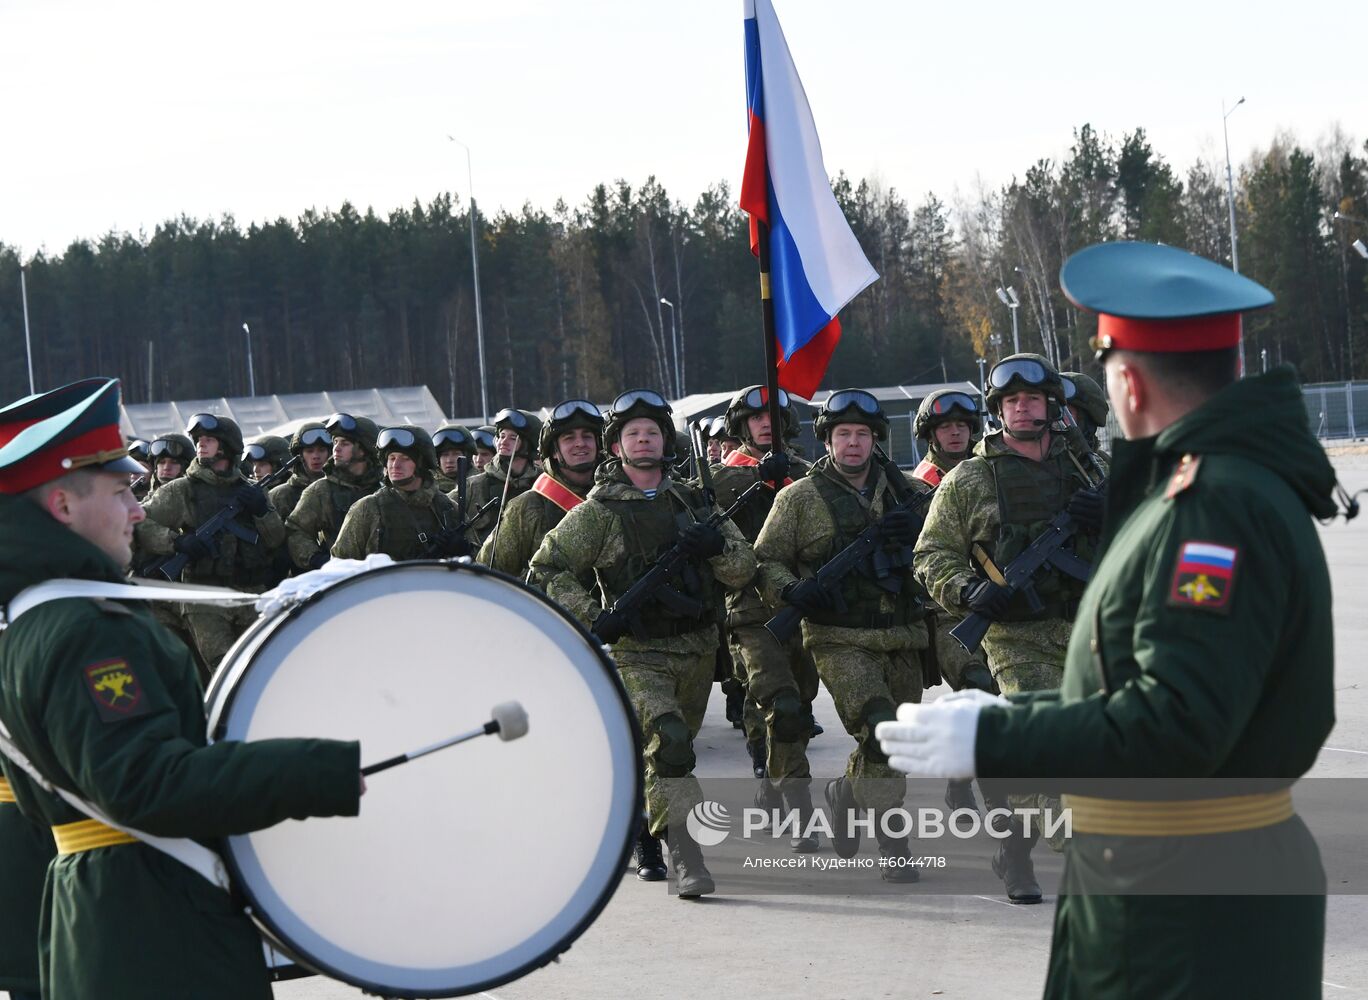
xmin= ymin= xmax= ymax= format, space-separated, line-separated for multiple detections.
xmin=747 ymin=736 xmax=767 ymax=779
xmin=665 ymin=830 xmax=715 ymax=899
xmin=991 ymin=818 xmax=1042 ymax=904
xmin=633 ymin=826 xmax=667 ymax=882
xmin=874 ymin=814 xmax=920 ymax=884
xmin=824 ymin=776 xmax=861 ymax=859
xmin=751 ymin=779 xmax=783 ymax=830
xmin=782 ymin=781 xmax=819 ymax=853
xmin=724 ymin=681 xmax=745 ymax=729
xmin=945 ymin=778 xmax=980 ymax=834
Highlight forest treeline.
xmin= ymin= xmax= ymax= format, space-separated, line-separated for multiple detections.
xmin=2 ymin=123 xmax=1365 ymax=415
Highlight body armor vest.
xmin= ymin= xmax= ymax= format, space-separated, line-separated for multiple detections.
xmin=374 ymin=487 xmax=457 ymax=561
xmin=183 ymin=476 xmax=275 ymax=588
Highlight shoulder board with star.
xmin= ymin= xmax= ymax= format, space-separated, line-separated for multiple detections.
xmin=1164 ymin=454 xmax=1203 ymax=500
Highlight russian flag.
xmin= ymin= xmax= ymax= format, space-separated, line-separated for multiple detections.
xmin=1177 ymin=541 xmax=1238 ymax=581
xmin=741 ymin=0 xmax=878 ymax=399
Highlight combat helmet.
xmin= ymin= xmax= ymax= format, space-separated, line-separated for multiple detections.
xmin=325 ymin=412 xmax=380 ymax=462
xmin=813 ymin=388 xmax=888 ymax=441
xmin=243 ymin=435 xmax=291 ymax=476
xmin=433 ymin=424 xmax=477 ymax=459
xmin=604 ymin=389 xmax=676 ymax=465
xmin=914 ymin=389 xmax=982 ymax=441
xmin=725 ymin=385 xmax=791 ymax=447
xmin=185 ymin=412 xmax=244 ymax=461
xmin=538 ymin=399 xmax=604 ymax=472
xmin=984 ymin=353 xmax=1066 ymax=415
xmin=290 ymin=420 xmax=332 ymax=455
xmin=1059 ymin=372 xmax=1109 ymax=430
xmin=491 ymin=407 xmax=543 ymax=459
xmin=377 ymin=425 xmax=438 ymax=476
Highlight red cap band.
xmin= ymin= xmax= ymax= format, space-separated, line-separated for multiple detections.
xmin=0 ymin=424 xmax=127 ymax=494
xmin=1097 ymin=312 xmax=1242 ymax=353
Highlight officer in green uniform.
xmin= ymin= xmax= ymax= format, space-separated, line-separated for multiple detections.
xmin=432 ymin=424 xmax=477 ymax=494
xmin=0 ymin=377 xmax=362 ymax=1000
xmin=136 ymin=413 xmax=285 ymax=679
xmin=332 ymin=426 xmax=467 ymax=560
xmin=285 ymin=412 xmax=381 ymax=571
xmin=466 ymin=409 xmax=541 ymax=546
xmin=1059 ymin=370 xmax=1111 ymax=461
xmin=882 ymin=241 xmax=1344 ymax=999
xmin=143 ymin=432 xmax=193 ymax=498
xmin=753 ymin=389 xmax=929 ymax=880
xmin=711 ymin=385 xmax=824 ymax=848
xmin=478 ymin=399 xmax=603 ymax=579
xmin=529 ymin=389 xmax=755 ymax=898
xmin=268 ymin=420 xmax=331 ymax=521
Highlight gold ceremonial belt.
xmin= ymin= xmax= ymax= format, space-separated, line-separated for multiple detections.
xmin=0 ymin=776 xmax=15 ymax=803
xmin=1063 ymin=789 xmax=1293 ymax=836
xmin=52 ymin=818 xmax=138 ymax=855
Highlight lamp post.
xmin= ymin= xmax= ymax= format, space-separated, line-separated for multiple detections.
xmin=995 ymin=285 xmax=1020 ymax=353
xmin=242 ymin=323 xmax=257 ymax=397
xmin=1332 ymin=211 xmax=1368 ymax=379
xmin=1223 ymin=96 xmax=1247 ymax=374
xmin=448 ymin=136 xmax=490 ymax=422
xmin=659 ymin=297 xmax=680 ymax=397
xmin=19 ymin=265 xmax=35 ymax=394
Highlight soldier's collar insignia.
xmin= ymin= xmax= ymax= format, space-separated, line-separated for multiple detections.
xmin=1164 ymin=454 xmax=1202 ymax=500
xmin=1168 ymin=540 xmax=1238 ymax=613
xmin=83 ymin=659 xmax=149 ymax=721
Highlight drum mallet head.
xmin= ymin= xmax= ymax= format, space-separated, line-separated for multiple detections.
xmin=487 ymin=700 xmax=529 ymax=741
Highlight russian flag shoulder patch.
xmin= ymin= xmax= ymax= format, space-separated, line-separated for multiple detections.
xmin=1168 ymin=540 xmax=1239 ymax=613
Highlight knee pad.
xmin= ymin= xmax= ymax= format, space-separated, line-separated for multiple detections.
xmin=768 ymin=688 xmax=811 ymax=743
xmin=651 ymin=713 xmax=695 ymax=778
xmin=858 ymin=696 xmax=898 ymax=762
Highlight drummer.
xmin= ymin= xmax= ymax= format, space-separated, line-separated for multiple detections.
xmin=0 ymin=378 xmax=364 ymax=1000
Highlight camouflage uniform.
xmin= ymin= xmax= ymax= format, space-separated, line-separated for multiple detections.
xmin=269 ymin=465 xmax=323 ymax=521
xmin=136 ymin=458 xmax=286 ymax=676
xmin=529 ymin=459 xmax=755 ymax=838
xmin=331 ymin=479 xmax=460 ymax=561
xmin=754 ymin=456 xmax=929 ymax=813
xmin=285 ymin=462 xmax=381 ymax=569
xmin=477 ymin=470 xmax=591 ymax=580
xmin=465 ymin=460 xmax=537 ymax=546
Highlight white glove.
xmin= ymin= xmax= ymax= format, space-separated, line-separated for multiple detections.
xmin=875 ymin=699 xmax=988 ymax=779
xmin=255 ymin=554 xmax=396 ymax=616
xmin=938 ymin=688 xmax=1011 ymax=709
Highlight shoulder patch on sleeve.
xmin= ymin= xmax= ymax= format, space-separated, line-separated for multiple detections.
xmin=1164 ymin=454 xmax=1203 ymax=499
xmin=1168 ymin=540 xmax=1238 ymax=613
xmin=83 ymin=659 xmax=150 ymax=722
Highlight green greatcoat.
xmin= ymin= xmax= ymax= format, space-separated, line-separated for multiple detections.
xmin=974 ymin=368 xmax=1336 ymax=1000
xmin=0 ymin=493 xmax=361 ymax=1000
xmin=0 ymin=782 xmax=52 ymax=995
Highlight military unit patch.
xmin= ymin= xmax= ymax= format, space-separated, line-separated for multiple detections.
xmin=1168 ymin=541 xmax=1238 ymax=613
xmin=1164 ymin=454 xmax=1202 ymax=499
xmin=83 ymin=658 xmax=148 ymax=722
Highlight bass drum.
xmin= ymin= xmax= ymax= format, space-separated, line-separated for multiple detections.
xmin=205 ymin=560 xmax=642 ymax=998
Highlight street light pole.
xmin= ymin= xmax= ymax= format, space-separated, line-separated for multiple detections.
xmin=996 ymin=285 xmax=1021 ymax=354
xmin=1222 ymin=96 xmax=1247 ymax=375
xmin=19 ymin=265 xmax=35 ymax=394
xmin=659 ymin=297 xmax=679 ymax=397
xmin=448 ymin=136 xmax=489 ymax=422
xmin=242 ymin=323 xmax=257 ymax=397
xmin=1332 ymin=211 xmax=1367 ymax=380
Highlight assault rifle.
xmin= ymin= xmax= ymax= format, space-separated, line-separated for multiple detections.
xmin=143 ymin=457 xmax=300 ymax=581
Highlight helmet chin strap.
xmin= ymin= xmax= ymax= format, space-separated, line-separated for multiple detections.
xmin=389 ymin=473 xmax=418 ymax=488
xmin=832 ymin=454 xmax=872 ymax=476
xmin=1004 ymin=421 xmax=1049 ymax=442
xmin=621 ymin=454 xmax=664 ymax=470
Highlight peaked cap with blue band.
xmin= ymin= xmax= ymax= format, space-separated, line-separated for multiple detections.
xmin=1060 ymin=241 xmax=1274 ymax=353
xmin=0 ymin=378 xmax=145 ymax=494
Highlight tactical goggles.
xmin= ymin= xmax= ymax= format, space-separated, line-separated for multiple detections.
xmin=707 ymin=415 xmax=731 ymax=439
xmin=550 ymin=399 xmax=602 ymax=423
xmin=243 ymin=443 xmax=271 ymax=462
xmin=610 ymin=389 xmax=672 ymax=415
xmin=377 ymin=428 xmax=417 ymax=451
xmin=472 ymin=430 xmax=496 ymax=451
xmin=741 ymin=387 xmax=790 ymax=411
xmin=127 ymin=439 xmax=150 ymax=459
xmin=493 ymin=408 xmax=528 ymax=430
xmin=186 ymin=413 xmax=221 ymax=437
xmin=1059 ymin=376 xmax=1078 ymax=401
xmin=929 ymin=392 xmax=979 ymax=417
xmin=823 ymin=389 xmax=881 ymax=416
xmin=325 ymin=413 xmax=358 ymax=435
xmin=149 ymin=438 xmax=190 ymax=460
xmin=988 ymin=358 xmax=1052 ymax=390
xmin=298 ymin=427 xmax=333 ymax=448
xmin=433 ymin=428 xmax=472 ymax=450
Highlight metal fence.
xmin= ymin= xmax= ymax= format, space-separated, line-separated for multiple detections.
xmin=1303 ymin=381 xmax=1367 ymax=441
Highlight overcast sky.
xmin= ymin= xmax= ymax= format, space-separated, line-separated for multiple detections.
xmin=2 ymin=0 xmax=1363 ymax=257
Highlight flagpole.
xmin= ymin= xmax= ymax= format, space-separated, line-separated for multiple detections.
xmin=754 ymin=218 xmax=786 ymax=485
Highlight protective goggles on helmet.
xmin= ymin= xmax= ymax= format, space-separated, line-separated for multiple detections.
xmin=611 ymin=389 xmax=672 ymax=415
xmin=741 ymin=386 xmax=789 ymax=411
xmin=243 ymin=443 xmax=271 ymax=462
xmin=377 ymin=428 xmax=417 ymax=451
xmin=149 ymin=438 xmax=190 ymax=460
xmin=1059 ymin=376 xmax=1078 ymax=401
xmin=493 ymin=408 xmax=529 ymax=430
xmin=823 ymin=389 xmax=881 ymax=417
xmin=988 ymin=358 xmax=1053 ymax=391
xmin=472 ymin=429 xmax=496 ymax=451
xmin=929 ymin=392 xmax=979 ymax=418
xmin=325 ymin=412 xmax=358 ymax=435
xmin=128 ymin=439 xmax=150 ymax=459
xmin=433 ymin=428 xmax=471 ymax=450
xmin=186 ymin=413 xmax=221 ymax=437
xmin=298 ymin=427 xmax=333 ymax=448
xmin=550 ymin=399 xmax=602 ymax=423
xmin=708 ymin=415 xmax=731 ymax=439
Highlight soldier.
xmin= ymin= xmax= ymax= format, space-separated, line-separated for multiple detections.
xmin=285 ymin=412 xmax=381 ymax=571
xmin=914 ymin=353 xmax=1104 ymax=902
xmin=331 ymin=426 xmax=467 ymax=561
xmin=478 ymin=399 xmax=603 ymax=579
xmin=529 ymin=389 xmax=755 ymax=898
xmin=466 ymin=409 xmax=541 ymax=546
xmin=472 ymin=426 xmax=497 ymax=472
xmin=244 ymin=434 xmax=291 ymax=482
xmin=712 ymin=385 xmax=824 ymax=849
xmin=432 ymin=424 xmax=477 ymax=494
xmin=753 ymin=389 xmax=929 ymax=881
xmin=0 ymin=377 xmax=361 ymax=1000
xmin=268 ymin=420 xmax=331 ymax=522
xmin=144 ymin=432 xmax=194 ymax=497
xmin=1059 ymin=370 xmax=1111 ymax=460
xmin=136 ymin=413 xmax=285 ymax=680
xmin=881 ymin=241 xmax=1341 ymax=998
xmin=127 ymin=438 xmax=151 ymax=500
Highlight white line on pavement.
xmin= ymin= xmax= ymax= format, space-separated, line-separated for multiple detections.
xmin=972 ymin=894 xmax=1021 ymax=909
xmin=1322 ymin=980 xmax=1349 ymax=990
xmin=1323 ymin=746 xmax=1368 ymax=755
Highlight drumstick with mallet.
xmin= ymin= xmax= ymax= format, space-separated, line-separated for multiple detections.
xmin=360 ymin=701 xmax=530 ymax=776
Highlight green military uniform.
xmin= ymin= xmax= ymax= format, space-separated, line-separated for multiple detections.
xmin=269 ymin=463 xmax=322 ymax=521
xmin=332 ymin=480 xmax=460 ymax=561
xmin=465 ymin=460 xmax=537 ymax=545
xmin=0 ymin=494 xmax=361 ymax=1000
xmin=0 ymin=773 xmax=51 ymax=998
xmin=974 ymin=368 xmax=1334 ymax=998
xmin=478 ymin=470 xmax=590 ymax=578
xmin=285 ymin=461 xmax=381 ymax=569
xmin=529 ymin=459 xmax=755 ymax=840
xmin=136 ymin=457 xmax=286 ymax=675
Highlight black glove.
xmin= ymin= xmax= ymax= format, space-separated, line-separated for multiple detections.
xmin=434 ymin=528 xmax=474 ymax=559
xmin=1066 ymin=486 xmax=1105 ymax=535
xmin=307 ymin=551 xmax=329 ymax=571
xmin=679 ymin=522 xmax=725 ymax=558
xmin=173 ymin=532 xmax=214 ymax=562
xmin=959 ymin=662 xmax=1000 ymax=695
xmin=962 ymin=578 xmax=1011 ymax=619
xmin=756 ymin=451 xmax=791 ymax=483
xmin=880 ymin=508 xmax=920 ymax=546
xmin=234 ymin=484 xmax=270 ymax=518
xmin=592 ymin=608 xmax=629 ymax=644
xmin=781 ymin=578 xmax=836 ymax=615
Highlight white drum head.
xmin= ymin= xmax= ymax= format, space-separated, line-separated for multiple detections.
xmin=207 ymin=561 xmax=641 ymax=998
